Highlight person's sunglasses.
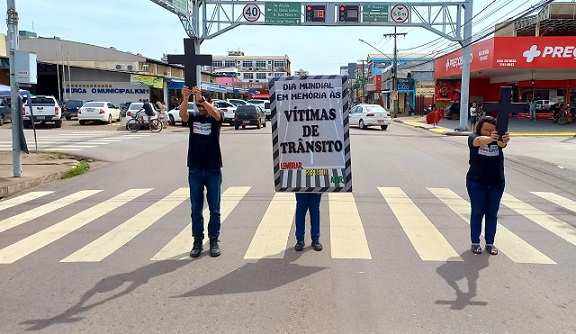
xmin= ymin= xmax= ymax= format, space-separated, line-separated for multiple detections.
xmin=196 ymin=104 xmax=204 ymax=108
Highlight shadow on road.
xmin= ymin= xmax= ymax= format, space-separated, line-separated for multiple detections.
xmin=20 ymin=260 xmax=189 ymax=331
xmin=435 ymin=250 xmax=490 ymax=310
xmin=173 ymin=248 xmax=327 ymax=298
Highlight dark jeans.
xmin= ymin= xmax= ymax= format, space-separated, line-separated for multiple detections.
xmin=466 ymin=179 xmax=505 ymax=244
xmin=295 ymin=193 xmax=322 ymax=240
xmin=188 ymin=168 xmax=222 ymax=239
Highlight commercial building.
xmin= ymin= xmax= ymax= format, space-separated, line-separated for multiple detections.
xmin=205 ymin=50 xmax=291 ymax=99
xmin=433 ymin=2 xmax=576 ymax=109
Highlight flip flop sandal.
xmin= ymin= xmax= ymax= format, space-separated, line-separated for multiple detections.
xmin=486 ymin=245 xmax=498 ymax=255
xmin=471 ymin=244 xmax=483 ymax=254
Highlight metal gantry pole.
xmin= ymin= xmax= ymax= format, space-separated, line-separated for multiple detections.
xmin=459 ymin=0 xmax=473 ymax=131
xmin=7 ymin=0 xmax=21 ymax=177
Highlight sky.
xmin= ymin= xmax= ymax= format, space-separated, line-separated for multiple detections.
xmin=0 ymin=0 xmax=545 ymax=75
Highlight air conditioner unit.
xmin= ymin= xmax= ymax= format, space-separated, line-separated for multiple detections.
xmin=115 ymin=64 xmax=125 ymax=70
xmin=249 ymin=67 xmax=253 ymax=70
xmin=126 ymin=64 xmax=134 ymax=71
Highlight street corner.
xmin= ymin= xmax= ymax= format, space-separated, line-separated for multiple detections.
xmin=395 ymin=117 xmax=451 ymax=134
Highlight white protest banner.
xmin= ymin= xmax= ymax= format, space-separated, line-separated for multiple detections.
xmin=270 ymin=75 xmax=352 ymax=192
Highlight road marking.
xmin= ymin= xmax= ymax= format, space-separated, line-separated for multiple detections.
xmin=0 ymin=190 xmax=101 ymax=233
xmin=0 ymin=191 xmax=54 ymax=213
xmin=503 ymin=193 xmax=576 ymax=248
xmin=0 ymin=189 xmax=152 ymax=264
xmin=152 ymin=186 xmax=250 ymax=260
xmin=429 ymin=188 xmax=556 ymax=264
xmin=61 ymin=188 xmax=189 ymax=262
xmin=379 ymin=187 xmax=461 ymax=261
xmin=329 ymin=193 xmax=371 ymax=259
xmin=244 ymin=192 xmax=295 ymax=259
xmin=532 ymin=192 xmax=576 ymax=213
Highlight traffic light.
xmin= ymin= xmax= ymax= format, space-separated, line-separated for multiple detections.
xmin=339 ymin=5 xmax=359 ymax=22
xmin=305 ymin=5 xmax=326 ymax=22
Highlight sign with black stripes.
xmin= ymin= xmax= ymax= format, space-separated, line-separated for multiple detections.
xmin=270 ymin=75 xmax=352 ymax=192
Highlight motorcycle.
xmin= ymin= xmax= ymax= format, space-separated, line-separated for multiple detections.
xmin=553 ymin=105 xmax=572 ymax=125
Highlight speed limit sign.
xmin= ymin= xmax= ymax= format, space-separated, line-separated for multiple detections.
xmin=243 ymin=3 xmax=261 ymax=22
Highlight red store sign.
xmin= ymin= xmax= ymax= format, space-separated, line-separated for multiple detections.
xmin=435 ymin=36 xmax=576 ymax=78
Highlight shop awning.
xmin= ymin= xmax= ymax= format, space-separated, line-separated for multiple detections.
xmin=251 ymin=93 xmax=269 ymax=99
xmin=168 ymin=80 xmax=184 ymax=89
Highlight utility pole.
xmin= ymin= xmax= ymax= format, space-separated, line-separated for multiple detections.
xmin=383 ymin=27 xmax=407 ymax=118
xmin=7 ymin=0 xmax=22 ymax=177
xmin=358 ymin=59 xmax=366 ymax=103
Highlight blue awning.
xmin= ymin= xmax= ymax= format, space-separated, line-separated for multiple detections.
xmin=168 ymin=80 xmax=184 ymax=89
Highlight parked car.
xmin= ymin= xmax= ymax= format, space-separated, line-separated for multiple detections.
xmin=125 ymin=102 xmax=157 ymax=129
xmin=167 ymin=102 xmax=194 ymax=126
xmin=234 ymin=104 xmax=266 ymax=129
xmin=247 ymin=99 xmax=267 ymax=110
xmin=227 ymin=98 xmax=248 ymax=107
xmin=0 ymin=98 xmax=12 ymax=126
xmin=349 ymin=104 xmax=392 ymax=130
xmin=119 ymin=101 xmax=134 ymax=117
xmin=263 ymin=101 xmax=271 ymax=120
xmin=22 ymin=95 xmax=62 ymax=128
xmin=213 ymin=100 xmax=237 ymax=125
xmin=63 ymin=99 xmax=92 ymax=120
xmin=535 ymin=99 xmax=555 ymax=111
xmin=78 ymin=101 xmax=122 ymax=125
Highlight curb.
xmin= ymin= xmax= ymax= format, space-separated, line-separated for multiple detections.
xmin=0 ymin=168 xmax=72 ymax=199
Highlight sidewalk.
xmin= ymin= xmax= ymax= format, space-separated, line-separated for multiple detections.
xmin=397 ymin=115 xmax=576 ymax=137
xmin=0 ymin=151 xmax=80 ymax=199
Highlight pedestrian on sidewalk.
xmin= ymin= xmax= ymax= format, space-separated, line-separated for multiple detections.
xmin=470 ymin=102 xmax=478 ymax=128
xmin=529 ymin=99 xmax=536 ymax=121
xmin=179 ymin=85 xmax=225 ymax=258
xmin=466 ymin=116 xmax=510 ymax=256
xmin=294 ymin=193 xmax=323 ymax=252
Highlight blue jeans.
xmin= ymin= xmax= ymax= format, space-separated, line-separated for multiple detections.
xmin=295 ymin=193 xmax=322 ymax=240
xmin=188 ymin=168 xmax=222 ymax=239
xmin=530 ymin=109 xmax=536 ymax=120
xmin=466 ymin=179 xmax=505 ymax=244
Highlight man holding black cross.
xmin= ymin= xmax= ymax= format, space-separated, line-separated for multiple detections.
xmin=168 ymin=38 xmax=225 ymax=258
xmin=180 ymin=85 xmax=224 ymax=258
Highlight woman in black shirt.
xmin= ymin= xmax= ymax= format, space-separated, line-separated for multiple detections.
xmin=466 ymin=116 xmax=510 ymax=255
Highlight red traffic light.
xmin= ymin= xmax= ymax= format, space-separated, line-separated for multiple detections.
xmin=307 ymin=5 xmax=312 ymax=10
xmin=340 ymin=6 xmax=345 ymax=11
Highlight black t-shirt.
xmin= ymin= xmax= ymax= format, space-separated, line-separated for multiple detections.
xmin=142 ymin=102 xmax=154 ymax=116
xmin=187 ymin=110 xmax=225 ymax=169
xmin=466 ymin=133 xmax=505 ymax=186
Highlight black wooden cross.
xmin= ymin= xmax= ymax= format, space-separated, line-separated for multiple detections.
xmin=482 ymin=86 xmax=528 ymax=118
xmin=167 ymin=38 xmax=212 ymax=88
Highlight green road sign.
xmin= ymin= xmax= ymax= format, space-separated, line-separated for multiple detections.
xmin=265 ymin=2 xmax=301 ymax=24
xmin=362 ymin=4 xmax=389 ymax=22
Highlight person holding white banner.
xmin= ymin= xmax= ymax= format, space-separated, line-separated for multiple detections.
xmin=294 ymin=193 xmax=323 ymax=251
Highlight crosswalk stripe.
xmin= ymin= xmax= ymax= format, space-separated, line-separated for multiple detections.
xmin=0 ymin=191 xmax=54 ymax=213
xmin=429 ymin=188 xmax=556 ymax=264
xmin=152 ymin=186 xmax=251 ymax=260
xmin=0 ymin=189 xmax=152 ymax=264
xmin=60 ymin=187 xmax=189 ymax=262
xmin=244 ymin=192 xmax=295 ymax=259
xmin=379 ymin=187 xmax=461 ymax=261
xmin=532 ymin=192 xmax=576 ymax=213
xmin=329 ymin=193 xmax=371 ymax=259
xmin=0 ymin=190 xmax=101 ymax=233
xmin=502 ymin=193 xmax=576 ymax=248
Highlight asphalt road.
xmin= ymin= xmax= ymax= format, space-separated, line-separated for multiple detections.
xmin=0 ymin=121 xmax=575 ymax=333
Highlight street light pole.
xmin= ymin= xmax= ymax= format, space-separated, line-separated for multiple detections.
xmin=383 ymin=27 xmax=407 ymax=118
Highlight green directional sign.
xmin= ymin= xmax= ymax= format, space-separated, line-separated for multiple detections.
xmin=265 ymin=2 xmax=301 ymax=24
xmin=363 ymin=4 xmax=389 ymax=22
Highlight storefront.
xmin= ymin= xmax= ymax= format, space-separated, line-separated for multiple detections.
xmin=434 ymin=36 xmax=576 ymax=107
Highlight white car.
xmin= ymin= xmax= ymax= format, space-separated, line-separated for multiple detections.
xmin=348 ymin=104 xmax=392 ymax=130
xmin=78 ymin=101 xmax=122 ymax=125
xmin=247 ymin=99 xmax=267 ymax=109
xmin=227 ymin=98 xmax=248 ymax=107
xmin=167 ymin=102 xmax=194 ymax=126
xmin=213 ymin=100 xmax=237 ymax=125
xmin=263 ymin=100 xmax=271 ymax=120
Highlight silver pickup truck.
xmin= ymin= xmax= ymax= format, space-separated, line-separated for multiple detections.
xmin=23 ymin=95 xmax=62 ymax=128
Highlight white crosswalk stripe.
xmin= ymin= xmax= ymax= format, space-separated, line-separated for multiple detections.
xmin=0 ymin=190 xmax=102 ymax=233
xmin=428 ymin=188 xmax=556 ymax=264
xmin=0 ymin=186 xmax=574 ymax=264
xmin=153 ymin=186 xmax=250 ymax=260
xmin=0 ymin=189 xmax=152 ymax=264
xmin=60 ymin=188 xmax=189 ymax=262
xmin=329 ymin=193 xmax=371 ymax=259
xmin=502 ymin=193 xmax=576 ymax=248
xmin=379 ymin=187 xmax=461 ymax=262
xmin=0 ymin=132 xmax=148 ymax=152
